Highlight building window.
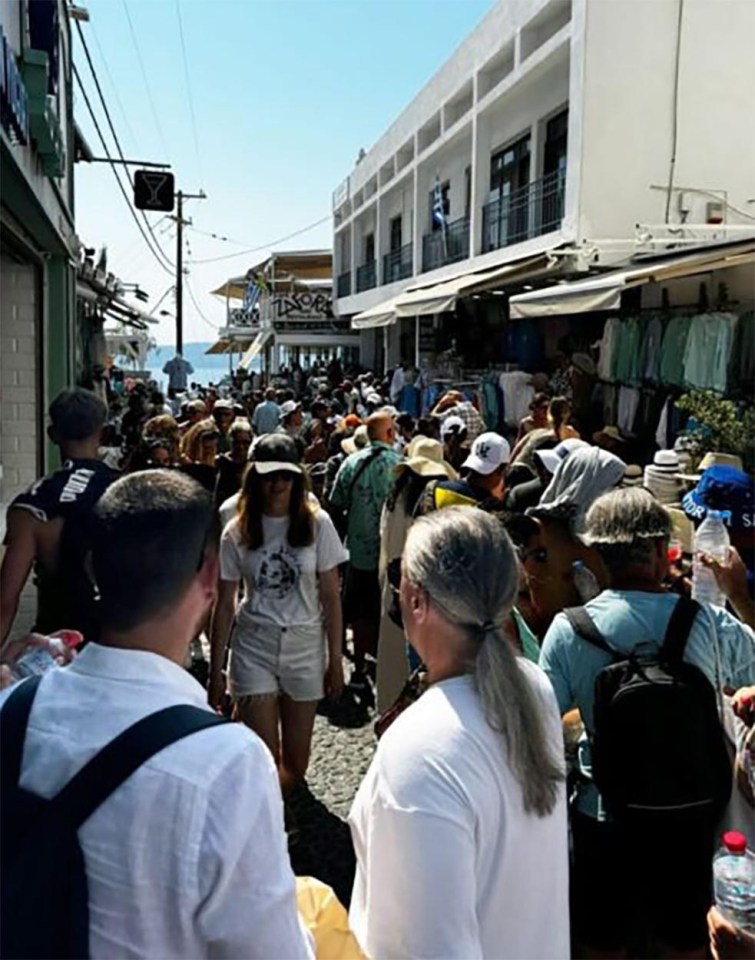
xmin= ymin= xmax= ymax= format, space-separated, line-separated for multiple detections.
xmin=389 ymin=216 xmax=402 ymax=252
xmin=364 ymin=233 xmax=375 ymax=264
xmin=544 ymin=109 xmax=568 ymax=179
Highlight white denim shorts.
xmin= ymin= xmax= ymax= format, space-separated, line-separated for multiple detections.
xmin=229 ymin=616 xmax=326 ymax=702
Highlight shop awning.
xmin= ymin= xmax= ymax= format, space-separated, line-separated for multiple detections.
xmin=239 ymin=328 xmax=274 ymax=369
xmin=351 ymin=253 xmax=557 ymax=329
xmin=351 ymin=296 xmax=401 ymax=330
xmin=509 ymin=240 xmax=755 ymax=318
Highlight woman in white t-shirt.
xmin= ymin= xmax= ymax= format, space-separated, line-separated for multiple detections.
xmin=349 ymin=508 xmax=570 ymax=960
xmin=210 ymin=434 xmax=348 ymax=789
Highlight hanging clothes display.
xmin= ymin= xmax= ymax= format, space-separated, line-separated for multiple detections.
xmin=727 ymin=310 xmax=755 ymax=397
xmin=499 ymin=371 xmax=535 ymax=427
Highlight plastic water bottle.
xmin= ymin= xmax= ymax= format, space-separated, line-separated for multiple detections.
xmin=713 ymin=831 xmax=755 ymax=934
xmin=572 ymin=560 xmax=601 ymax=603
xmin=692 ymin=510 xmax=730 ymax=607
xmin=9 ymin=632 xmax=82 ymax=682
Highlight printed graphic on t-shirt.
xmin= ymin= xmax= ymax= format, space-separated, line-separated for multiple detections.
xmin=256 ymin=548 xmax=302 ymax=600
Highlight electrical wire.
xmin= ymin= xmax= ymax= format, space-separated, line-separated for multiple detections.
xmin=188 ymin=226 xmax=251 ymax=246
xmin=73 ymin=62 xmax=174 ymax=277
xmin=175 ymin=0 xmax=204 ymax=188
xmin=89 ymin=19 xmax=140 ymax=152
xmin=186 ymin=215 xmax=332 ymax=264
xmin=121 ymin=0 xmax=171 ymax=163
xmin=185 ymin=275 xmax=221 ymax=331
xmin=75 ymin=20 xmax=175 ymax=272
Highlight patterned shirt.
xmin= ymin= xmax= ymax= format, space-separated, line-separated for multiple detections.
xmin=437 ymin=402 xmax=485 ymax=441
xmin=331 ymin=441 xmax=402 ymax=571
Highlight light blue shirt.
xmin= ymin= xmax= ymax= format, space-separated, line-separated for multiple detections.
xmin=539 ymin=590 xmax=755 ymax=818
xmin=252 ymin=400 xmax=281 ymax=436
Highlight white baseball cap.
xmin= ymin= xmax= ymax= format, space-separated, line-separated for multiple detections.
xmin=279 ymin=400 xmax=301 ymax=418
xmin=440 ymin=415 xmax=466 ymax=439
xmin=462 ymin=432 xmax=511 ymax=476
xmin=535 ymin=438 xmax=589 ymax=475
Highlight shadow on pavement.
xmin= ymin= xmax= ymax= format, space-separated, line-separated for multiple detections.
xmin=288 ymin=782 xmax=357 ymax=908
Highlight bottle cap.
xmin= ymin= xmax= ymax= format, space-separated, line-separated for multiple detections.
xmin=722 ymin=830 xmax=747 ymax=854
xmin=57 ymin=630 xmax=84 ymax=650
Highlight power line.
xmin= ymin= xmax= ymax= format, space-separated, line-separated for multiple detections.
xmin=75 ymin=20 xmax=175 ymax=272
xmin=175 ymin=0 xmax=204 ymax=188
xmin=187 ymin=215 xmax=332 ymax=265
xmin=121 ymin=0 xmax=171 ymax=162
xmin=89 ymin=18 xmax=139 ymax=153
xmin=185 ymin=275 xmax=221 ymax=331
xmin=73 ymin=62 xmax=174 ymax=277
xmin=188 ymin=226 xmax=251 ymax=246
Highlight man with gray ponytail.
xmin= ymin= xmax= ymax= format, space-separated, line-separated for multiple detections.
xmin=348 ymin=508 xmax=569 ymax=959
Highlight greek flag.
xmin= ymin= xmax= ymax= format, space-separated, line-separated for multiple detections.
xmin=243 ymin=280 xmax=261 ymax=313
xmin=432 ymin=175 xmax=446 ymax=230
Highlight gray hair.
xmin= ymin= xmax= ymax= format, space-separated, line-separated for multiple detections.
xmin=403 ymin=508 xmax=564 ymax=817
xmin=583 ymin=487 xmax=672 ymax=571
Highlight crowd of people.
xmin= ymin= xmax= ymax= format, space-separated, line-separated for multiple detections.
xmin=1 ymin=357 xmax=754 ymax=958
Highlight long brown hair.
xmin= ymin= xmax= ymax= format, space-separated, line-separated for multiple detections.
xmin=237 ymin=465 xmax=315 ymax=549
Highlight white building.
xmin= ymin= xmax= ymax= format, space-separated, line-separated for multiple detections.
xmin=332 ymin=0 xmax=755 ymax=371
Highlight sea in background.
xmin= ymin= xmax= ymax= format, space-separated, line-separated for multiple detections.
xmin=148 ymin=342 xmax=260 ymax=390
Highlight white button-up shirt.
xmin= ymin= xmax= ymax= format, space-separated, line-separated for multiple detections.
xmin=0 ymin=643 xmax=313 ymax=959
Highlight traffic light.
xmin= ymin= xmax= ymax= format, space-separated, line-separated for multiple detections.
xmin=134 ymin=170 xmax=175 ymax=212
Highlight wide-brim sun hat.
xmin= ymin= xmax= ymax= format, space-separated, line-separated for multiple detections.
xmin=593 ymin=425 xmax=625 ymax=445
xmin=251 ymin=434 xmax=302 ymax=474
xmin=397 ymin=437 xmax=458 ymax=481
xmin=676 ymin=451 xmax=745 ymax=483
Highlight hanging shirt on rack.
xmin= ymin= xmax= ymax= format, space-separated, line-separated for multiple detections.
xmin=659 ymin=315 xmax=691 ymax=387
xmin=727 ymin=311 xmax=755 ymax=395
xmin=499 ymin=372 xmax=535 ymax=428
xmin=617 ymin=386 xmax=641 ymax=435
xmin=640 ymin=314 xmax=664 ymax=382
xmin=597 ymin=317 xmax=620 ymax=382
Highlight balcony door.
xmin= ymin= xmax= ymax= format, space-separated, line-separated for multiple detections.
xmin=364 ymin=233 xmax=375 ymax=265
xmin=389 ymin=216 xmax=402 ymax=252
xmin=489 ymin=134 xmax=530 ymax=247
xmin=542 ymin=109 xmax=568 ymax=232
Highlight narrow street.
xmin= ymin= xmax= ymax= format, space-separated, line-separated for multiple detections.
xmin=288 ymin=714 xmax=375 ymax=907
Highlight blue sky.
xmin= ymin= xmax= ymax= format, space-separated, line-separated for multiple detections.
xmin=73 ymin=0 xmax=492 ymax=345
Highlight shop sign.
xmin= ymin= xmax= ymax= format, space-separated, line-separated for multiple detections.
xmin=271 ymin=292 xmax=333 ymax=321
xmin=0 ymin=28 xmax=30 ymax=146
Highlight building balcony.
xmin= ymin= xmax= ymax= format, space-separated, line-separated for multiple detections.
xmin=383 ymin=243 xmax=413 ymax=285
xmin=356 ymin=260 xmax=377 ymax=292
xmin=422 ymin=216 xmax=470 ymax=273
xmin=482 ymin=171 xmax=565 ymax=254
xmin=337 ymin=271 xmax=352 ymax=298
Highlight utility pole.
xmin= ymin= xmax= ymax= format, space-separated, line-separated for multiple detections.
xmin=173 ymin=188 xmax=206 ymax=355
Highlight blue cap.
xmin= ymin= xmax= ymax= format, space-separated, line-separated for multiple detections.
xmin=682 ymin=466 xmax=754 ymax=529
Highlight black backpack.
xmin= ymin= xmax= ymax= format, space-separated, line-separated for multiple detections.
xmin=0 ymin=676 xmax=228 ymax=959
xmin=564 ymin=596 xmax=732 ymax=821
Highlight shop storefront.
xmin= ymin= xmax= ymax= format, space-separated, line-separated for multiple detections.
xmin=0 ymin=2 xmax=77 ymax=526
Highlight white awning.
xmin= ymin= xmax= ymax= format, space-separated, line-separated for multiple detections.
xmin=395 ymin=254 xmax=555 ymax=318
xmin=351 ymin=253 xmax=557 ymax=329
xmin=239 ymin=328 xmax=274 ymax=369
xmin=351 ymin=296 xmax=401 ymax=330
xmin=509 ymin=240 xmax=755 ymax=318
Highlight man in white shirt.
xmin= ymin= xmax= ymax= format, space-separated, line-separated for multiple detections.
xmin=0 ymin=470 xmax=313 ymax=959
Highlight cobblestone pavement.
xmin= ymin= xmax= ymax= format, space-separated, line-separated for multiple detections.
xmin=288 ymin=706 xmax=376 ymax=907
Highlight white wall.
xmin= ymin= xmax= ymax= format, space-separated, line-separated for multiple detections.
xmin=379 ymin=174 xmax=415 ymax=253
xmin=579 ymin=0 xmax=755 ymax=241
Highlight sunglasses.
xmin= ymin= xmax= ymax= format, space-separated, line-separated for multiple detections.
xmin=260 ymin=470 xmax=295 ymax=483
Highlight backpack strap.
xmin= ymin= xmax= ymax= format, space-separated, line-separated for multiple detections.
xmin=660 ymin=596 xmax=701 ymax=664
xmin=53 ymin=705 xmax=229 ymax=829
xmin=563 ymin=607 xmax=615 ymax=656
xmin=0 ymin=676 xmax=43 ymax=796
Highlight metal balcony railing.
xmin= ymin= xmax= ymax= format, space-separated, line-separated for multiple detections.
xmin=422 ymin=216 xmax=470 ymax=273
xmin=383 ymin=243 xmax=413 ymax=284
xmin=356 ymin=260 xmax=377 ymax=292
xmin=482 ymin=171 xmax=565 ymax=254
xmin=336 ymin=271 xmax=351 ymax=298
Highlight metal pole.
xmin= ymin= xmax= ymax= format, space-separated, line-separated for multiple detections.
xmin=176 ymin=190 xmax=184 ymax=355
